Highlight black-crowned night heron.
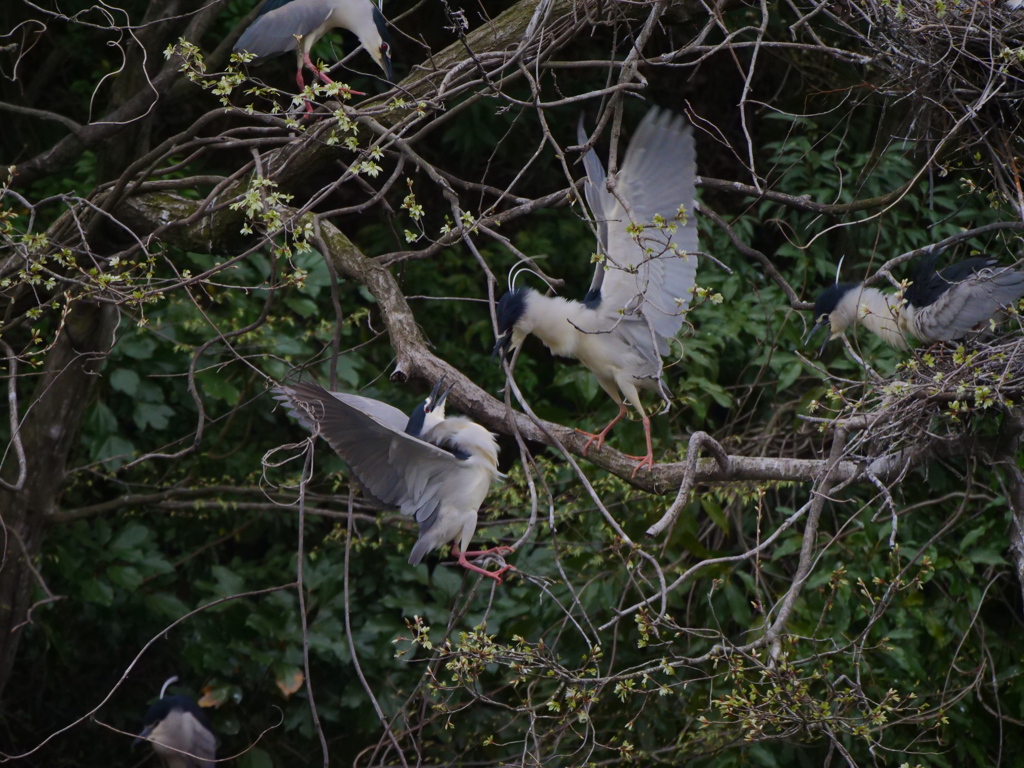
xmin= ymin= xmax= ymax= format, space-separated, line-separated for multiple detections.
xmin=808 ymin=254 xmax=1024 ymax=352
xmin=492 ymin=107 xmax=700 ymax=476
xmin=234 ymin=0 xmax=394 ymax=95
xmin=275 ymin=378 xmax=513 ymax=582
xmin=135 ymin=681 xmax=215 ymax=768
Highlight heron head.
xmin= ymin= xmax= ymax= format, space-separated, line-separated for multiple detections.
xmin=405 ymin=377 xmax=454 ymax=438
xmin=492 ymin=288 xmax=529 ymax=360
xmin=805 ymin=282 xmax=855 ymax=355
xmin=369 ymin=6 xmax=394 ymax=81
xmin=424 ymin=376 xmax=455 ymax=417
xmin=135 ymin=696 xmax=179 ymax=748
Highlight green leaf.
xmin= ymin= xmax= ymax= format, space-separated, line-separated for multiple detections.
xmin=111 ymin=522 xmax=150 ymax=552
xmin=958 ymin=527 xmax=985 ymax=552
xmin=116 ymin=333 xmax=157 ymax=360
xmin=209 ymin=565 xmax=245 ymax=597
xmin=700 ymin=497 xmax=729 ymax=534
xmin=86 ymin=401 xmax=119 ymax=434
xmin=967 ymin=549 xmax=1005 ymax=566
xmin=238 ymin=747 xmax=273 ymax=768
xmin=107 ymin=565 xmax=143 ymax=590
xmin=776 ymin=360 xmax=803 ymax=392
xmin=134 ymin=403 xmax=175 ymax=431
xmin=294 ymin=251 xmax=332 ymax=298
xmin=110 ymin=368 xmax=140 ymax=396
xmin=144 ymin=592 xmax=191 ymax=620
xmin=203 ymin=374 xmax=241 ymax=405
xmin=81 ymin=579 xmax=114 ymax=606
xmin=95 ymin=435 xmax=135 ymax=469
xmin=285 ymin=296 xmax=318 ymax=318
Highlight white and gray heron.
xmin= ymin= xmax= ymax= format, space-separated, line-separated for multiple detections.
xmin=275 ymin=377 xmax=513 ymax=582
xmin=135 ymin=679 xmax=215 ymax=768
xmin=807 ymin=253 xmax=1024 ymax=352
xmin=492 ymin=107 xmax=700 ymax=476
xmin=233 ymin=0 xmax=394 ymax=96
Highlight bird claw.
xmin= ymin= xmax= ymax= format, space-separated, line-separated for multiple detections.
xmin=625 ymin=453 xmax=656 ymax=478
xmin=575 ymin=428 xmax=605 ymax=457
xmin=482 ymin=564 xmax=517 ymax=584
xmin=457 ymin=554 xmax=516 ymax=584
xmin=454 ymin=545 xmax=516 ymax=583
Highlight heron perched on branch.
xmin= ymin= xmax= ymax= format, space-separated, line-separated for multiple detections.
xmin=135 ymin=678 xmax=216 ymax=768
xmin=807 ymin=253 xmax=1024 ymax=352
xmin=275 ymin=377 xmax=513 ymax=582
xmin=492 ymin=107 xmax=700 ymax=476
xmin=233 ymin=0 xmax=394 ymax=96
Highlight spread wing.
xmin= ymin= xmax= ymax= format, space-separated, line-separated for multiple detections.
xmin=579 ymin=108 xmax=700 ymax=347
xmin=234 ymin=0 xmax=334 ymax=57
xmin=912 ymin=260 xmax=1024 ymax=341
xmin=274 ymin=380 xmax=467 ymax=531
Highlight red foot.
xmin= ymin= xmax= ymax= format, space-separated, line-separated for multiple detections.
xmin=624 ymin=452 xmax=656 ymax=478
xmin=452 ymin=543 xmax=516 ymax=584
xmin=625 ymin=414 xmax=656 ymax=478
xmin=458 ymin=557 xmax=515 ymax=583
xmin=300 ymin=53 xmax=366 ymax=96
xmin=577 ymin=428 xmax=608 ymax=457
xmin=576 ymin=403 xmax=628 ymax=457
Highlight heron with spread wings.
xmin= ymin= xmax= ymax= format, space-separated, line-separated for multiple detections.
xmin=493 ymin=107 xmax=700 ymax=476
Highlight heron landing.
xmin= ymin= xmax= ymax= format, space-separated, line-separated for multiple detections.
xmin=275 ymin=378 xmax=514 ymax=582
xmin=493 ymin=107 xmax=701 ymax=477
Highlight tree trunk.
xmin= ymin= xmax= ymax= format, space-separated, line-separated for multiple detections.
xmin=0 ymin=300 xmax=117 ymax=698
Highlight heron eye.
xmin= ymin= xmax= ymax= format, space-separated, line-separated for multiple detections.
xmin=381 ymin=42 xmax=390 ymax=54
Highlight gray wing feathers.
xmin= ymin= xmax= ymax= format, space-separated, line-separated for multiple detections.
xmin=234 ymin=0 xmax=333 ymax=57
xmin=914 ymin=267 xmax=1024 ymax=342
xmin=280 ymin=388 xmax=408 ymax=433
xmin=582 ymin=108 xmax=700 ymax=343
xmin=334 ymin=392 xmax=408 ymax=431
xmin=578 ymin=116 xmax=612 ymax=298
xmin=274 ymin=381 xmax=460 ymax=540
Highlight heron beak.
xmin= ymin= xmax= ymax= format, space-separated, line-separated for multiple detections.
xmin=381 ymin=52 xmax=393 ymax=82
xmin=133 ymin=726 xmax=153 ymax=748
xmin=803 ymin=320 xmax=829 ymax=356
xmin=491 ymin=332 xmax=511 ymax=360
xmin=434 ymin=378 xmax=456 ymax=409
xmin=425 ymin=376 xmax=447 ymax=411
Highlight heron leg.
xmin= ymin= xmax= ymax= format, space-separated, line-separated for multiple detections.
xmin=577 ymin=403 xmax=628 ymax=456
xmin=621 ymin=414 xmax=655 ymax=478
xmin=300 ymin=53 xmax=367 ymax=96
xmin=458 ymin=545 xmax=515 ymax=558
xmin=293 ymin=67 xmax=316 ymax=115
xmin=301 ymin=51 xmax=334 ymax=84
xmin=611 ymin=380 xmax=656 ymax=476
xmin=452 ymin=541 xmax=515 ymax=584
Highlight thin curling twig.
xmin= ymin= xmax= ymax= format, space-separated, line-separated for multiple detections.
xmin=646 ymin=431 xmax=729 ymax=538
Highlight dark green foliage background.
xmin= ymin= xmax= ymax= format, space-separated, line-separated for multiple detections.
xmin=1 ymin=0 xmax=1022 ymax=766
